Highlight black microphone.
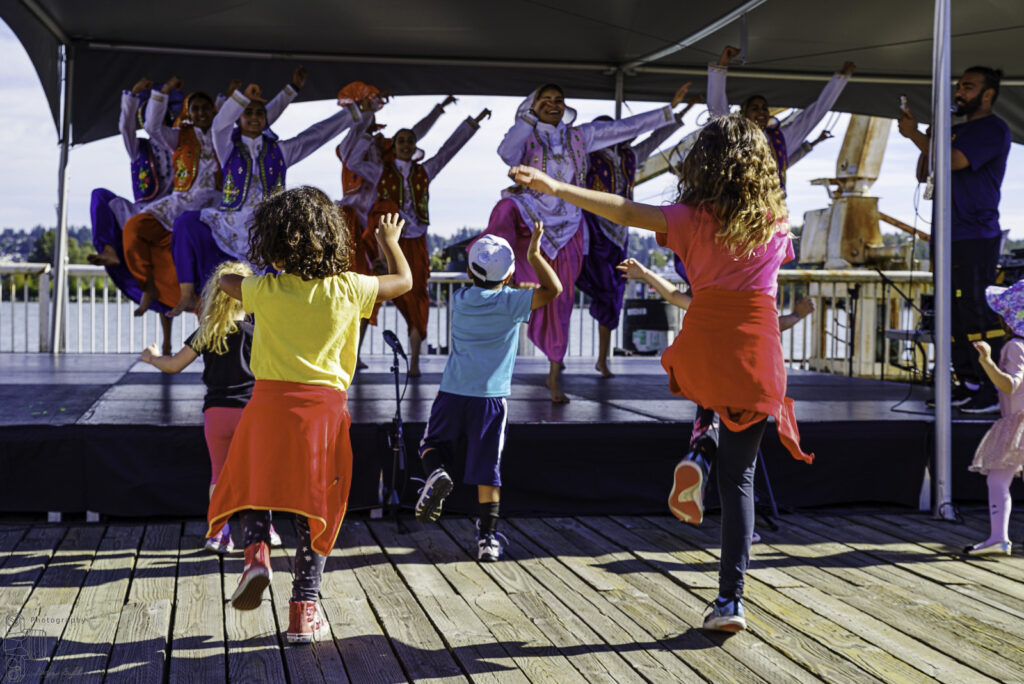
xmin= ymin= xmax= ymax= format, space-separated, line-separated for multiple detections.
xmin=382 ymin=330 xmax=407 ymax=360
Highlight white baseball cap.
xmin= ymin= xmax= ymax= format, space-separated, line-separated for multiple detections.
xmin=468 ymin=235 xmax=515 ymax=282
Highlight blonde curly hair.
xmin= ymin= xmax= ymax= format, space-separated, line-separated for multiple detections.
xmin=191 ymin=261 xmax=253 ymax=355
xmin=676 ymin=115 xmax=788 ymax=257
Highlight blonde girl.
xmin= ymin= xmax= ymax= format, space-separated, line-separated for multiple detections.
xmin=141 ymin=260 xmax=280 ymax=553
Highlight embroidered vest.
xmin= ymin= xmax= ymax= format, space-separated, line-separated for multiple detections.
xmin=585 ymin=147 xmax=638 ymax=199
xmin=172 ymin=126 xmax=203 ymax=192
xmin=376 ymin=162 xmax=430 ymax=224
xmin=131 ymin=138 xmax=159 ymax=202
xmin=219 ymin=130 xmax=287 ymax=211
xmin=764 ymin=127 xmax=788 ymax=190
xmin=522 ymin=126 xmax=588 ymax=187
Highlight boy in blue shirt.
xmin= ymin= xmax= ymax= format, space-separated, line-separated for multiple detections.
xmin=415 ymin=224 xmax=562 ymax=561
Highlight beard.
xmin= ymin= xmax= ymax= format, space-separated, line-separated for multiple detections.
xmin=954 ymin=92 xmax=983 ymax=117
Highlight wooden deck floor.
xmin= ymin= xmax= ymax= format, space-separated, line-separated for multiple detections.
xmin=2 ymin=509 xmax=1023 ymax=683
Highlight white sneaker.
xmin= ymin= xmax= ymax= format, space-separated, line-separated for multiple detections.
xmin=477 ymin=531 xmax=507 ymax=562
xmin=414 ymin=468 xmax=453 ymax=523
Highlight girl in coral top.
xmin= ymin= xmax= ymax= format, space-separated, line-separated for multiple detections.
xmin=509 ymin=114 xmax=812 ymax=635
xmin=208 ymin=188 xmax=411 ymax=644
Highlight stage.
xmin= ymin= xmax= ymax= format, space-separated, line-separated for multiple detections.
xmin=0 ymin=354 xmax=1007 ymax=518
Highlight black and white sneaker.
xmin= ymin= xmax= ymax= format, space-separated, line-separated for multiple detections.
xmin=477 ymin=531 xmax=508 ymax=562
xmin=959 ymin=392 xmax=1000 ymax=415
xmin=927 ymin=383 xmax=975 ymax=408
xmin=414 ymin=467 xmax=453 ymax=523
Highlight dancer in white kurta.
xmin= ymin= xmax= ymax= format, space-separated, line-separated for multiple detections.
xmin=347 ymin=108 xmax=490 ymax=375
xmin=479 ymin=82 xmax=691 ymax=402
xmin=169 ymin=84 xmax=371 ymax=315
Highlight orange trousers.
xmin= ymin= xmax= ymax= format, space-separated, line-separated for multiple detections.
xmin=367 ymin=201 xmax=430 ymax=337
xmin=122 ymin=213 xmax=181 ymax=309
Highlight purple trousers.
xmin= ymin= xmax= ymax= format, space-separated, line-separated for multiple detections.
xmin=576 ymin=213 xmax=627 ymax=330
xmin=479 ymin=199 xmax=584 ymax=364
xmin=90 ymin=188 xmax=170 ymax=314
xmin=172 ymin=211 xmax=233 ymax=289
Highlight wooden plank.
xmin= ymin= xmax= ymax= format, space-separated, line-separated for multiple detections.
xmin=222 ymin=522 xmax=287 ymax=684
xmin=46 ymin=524 xmax=144 ymax=683
xmin=0 ymin=525 xmax=104 ymax=683
xmin=0 ymin=526 xmax=66 ymax=640
xmin=578 ymin=515 xmax=832 ymax=684
xmin=374 ymin=518 xmax=607 ymax=683
xmin=106 ymin=523 xmax=182 ymax=683
xmin=319 ymin=521 xmax=408 ymax=684
xmin=0 ymin=526 xmax=28 ymax=569
xmin=266 ymin=518 xmax=350 ymax=684
xmin=439 ymin=519 xmax=702 ymax=683
xmin=634 ymin=516 xmax=926 ymax=683
xmin=338 ymin=520 xmax=466 ymax=682
xmin=169 ymin=520 xmax=226 ymax=684
xmin=510 ymin=517 xmax=766 ymax=683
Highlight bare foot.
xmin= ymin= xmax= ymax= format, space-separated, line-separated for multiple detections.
xmin=87 ymin=244 xmax=120 ymax=267
xmin=545 ymin=371 xmax=570 ymax=404
xmin=134 ymin=282 xmax=159 ymax=317
xmin=595 ymin=360 xmax=615 ymax=378
xmin=166 ymin=289 xmax=199 ymax=318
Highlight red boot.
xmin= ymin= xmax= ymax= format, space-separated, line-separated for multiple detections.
xmin=287 ymin=600 xmax=327 ymax=644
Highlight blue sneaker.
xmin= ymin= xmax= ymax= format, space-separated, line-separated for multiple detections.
xmin=703 ymin=596 xmax=746 ymax=633
xmin=476 ymin=530 xmax=509 ymax=562
xmin=415 ymin=467 xmax=454 ymax=523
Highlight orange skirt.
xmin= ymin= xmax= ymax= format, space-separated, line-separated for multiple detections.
xmin=207 ymin=379 xmax=354 ymax=556
xmin=367 ymin=200 xmax=431 ymax=336
xmin=662 ymin=289 xmax=813 ymax=464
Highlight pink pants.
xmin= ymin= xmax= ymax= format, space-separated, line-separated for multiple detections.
xmin=480 ymin=199 xmax=585 ymax=363
xmin=204 ymin=406 xmax=245 ymax=485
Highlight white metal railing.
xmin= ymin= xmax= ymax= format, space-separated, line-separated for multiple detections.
xmin=0 ymin=263 xmax=934 ymax=380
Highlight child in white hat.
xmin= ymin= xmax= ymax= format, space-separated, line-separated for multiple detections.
xmin=414 ymin=224 xmax=562 ymax=561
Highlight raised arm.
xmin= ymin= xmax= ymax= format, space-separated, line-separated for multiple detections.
xmin=422 ymin=110 xmax=488 ymax=179
xmin=527 ymin=224 xmax=563 ymax=310
xmin=411 ymin=94 xmax=455 ymax=140
xmin=581 ymin=105 xmax=673 ymax=153
xmin=374 ymin=213 xmax=413 ymax=302
xmin=265 ymin=66 xmax=305 ymax=126
xmin=707 ymin=46 xmax=740 ymax=118
xmin=497 ymin=109 xmax=539 ymax=166
xmin=510 ymin=165 xmax=667 ymax=232
xmin=278 ymin=97 xmax=364 ymax=167
xmin=782 ymin=62 xmax=854 ymax=151
xmin=144 ymin=78 xmax=183 ymax=152
xmin=212 ymin=89 xmax=247 ymax=166
xmin=617 ymin=258 xmax=691 ymax=309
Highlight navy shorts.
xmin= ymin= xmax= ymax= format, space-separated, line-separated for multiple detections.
xmin=419 ymin=391 xmax=509 ymax=486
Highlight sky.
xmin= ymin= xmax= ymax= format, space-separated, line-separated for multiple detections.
xmin=3 ymin=20 xmax=1023 ymax=242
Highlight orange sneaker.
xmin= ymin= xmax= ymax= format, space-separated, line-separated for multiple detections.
xmin=287 ymin=600 xmax=327 ymax=644
xmin=230 ymin=541 xmax=271 ymax=610
xmin=669 ymin=452 xmax=709 ymax=525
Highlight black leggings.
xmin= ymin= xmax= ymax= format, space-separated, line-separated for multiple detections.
xmin=716 ymin=418 xmax=767 ymax=599
xmin=239 ymin=510 xmax=327 ymax=603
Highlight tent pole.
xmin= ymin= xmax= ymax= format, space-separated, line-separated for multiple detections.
xmin=931 ymin=0 xmax=954 ymax=520
xmin=614 ymin=69 xmax=624 ymax=119
xmin=49 ymin=43 xmax=73 ymax=355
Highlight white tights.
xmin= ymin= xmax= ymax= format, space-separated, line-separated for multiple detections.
xmin=984 ymin=466 xmax=1017 ymax=545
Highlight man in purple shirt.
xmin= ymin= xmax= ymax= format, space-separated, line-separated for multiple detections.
xmin=899 ymin=66 xmax=1012 ymax=414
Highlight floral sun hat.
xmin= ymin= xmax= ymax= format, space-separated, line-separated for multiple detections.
xmin=985 ymin=279 xmax=1024 ymax=337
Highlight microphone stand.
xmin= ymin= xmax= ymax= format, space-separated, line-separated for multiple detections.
xmin=384 ymin=339 xmax=407 ymax=529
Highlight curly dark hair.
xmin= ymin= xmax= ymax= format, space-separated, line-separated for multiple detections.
xmin=675 ymin=115 xmax=788 ymax=257
xmin=248 ymin=186 xmax=351 ymax=280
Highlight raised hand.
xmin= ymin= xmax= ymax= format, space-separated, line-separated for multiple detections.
xmin=509 ymin=165 xmax=560 ymax=196
xmin=474 ymin=108 xmax=492 ymax=124
xmin=243 ymin=83 xmax=263 ymax=101
xmin=527 ymin=222 xmax=545 ymax=257
xmin=793 ymin=297 xmax=815 ymax=319
xmin=356 ymin=95 xmax=379 ymax=112
xmin=440 ymin=94 xmax=457 ymax=109
xmin=132 ymin=77 xmax=153 ymax=95
xmin=376 ymin=212 xmax=405 ymax=244
xmin=896 ymin=105 xmax=918 ymax=138
xmin=162 ymin=76 xmax=184 ymax=94
xmin=292 ymin=66 xmax=307 ymax=90
xmin=225 ymin=78 xmax=242 ymax=96
xmin=718 ymin=45 xmax=741 ymax=66
xmin=974 ymin=340 xmax=992 ymax=362
xmin=840 ymin=61 xmax=857 ymax=77
xmin=670 ymin=82 xmax=692 ymax=108
xmin=616 ymin=257 xmax=649 ymax=280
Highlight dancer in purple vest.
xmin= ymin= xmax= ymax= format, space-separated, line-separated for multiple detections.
xmin=170 ymin=83 xmax=373 ymax=315
xmin=478 ymin=83 xmax=692 ymax=403
xmin=577 ymin=90 xmax=699 ymax=377
xmin=707 ymin=45 xmax=855 ymax=191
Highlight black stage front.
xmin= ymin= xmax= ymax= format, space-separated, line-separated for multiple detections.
xmin=0 ymin=354 xmax=1009 ymax=518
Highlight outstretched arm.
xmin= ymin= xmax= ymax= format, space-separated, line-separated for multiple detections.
xmin=374 ymin=213 xmax=414 ymax=302
xmin=778 ymin=296 xmax=814 ymax=331
xmin=411 ymin=94 xmax=455 ymax=141
xmin=509 ymin=165 xmax=667 ymax=232
xmin=144 ymin=77 xmax=183 ymax=152
xmin=139 ymin=342 xmax=198 ymax=373
xmin=617 ymin=258 xmax=691 ymax=309
xmin=782 ymin=61 xmax=855 ymax=151
xmin=706 ymin=45 xmax=739 ymax=118
xmin=422 ymin=110 xmax=488 ymax=179
xmin=526 ymin=223 xmax=563 ymax=310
